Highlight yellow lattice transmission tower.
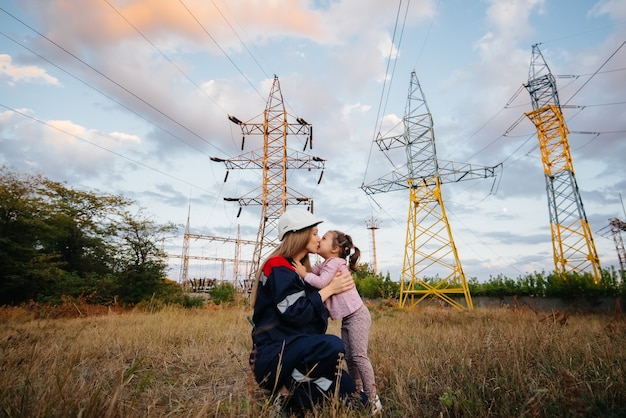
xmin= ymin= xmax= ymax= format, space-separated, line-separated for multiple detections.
xmin=523 ymin=44 xmax=602 ymax=283
xmin=211 ymin=75 xmax=325 ymax=292
xmin=362 ymin=71 xmax=500 ymax=310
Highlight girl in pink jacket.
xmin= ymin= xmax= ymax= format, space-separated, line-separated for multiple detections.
xmin=295 ymin=230 xmax=382 ymax=414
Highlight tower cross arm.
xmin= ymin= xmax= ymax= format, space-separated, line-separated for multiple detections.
xmin=211 ymin=150 xmax=324 ymax=171
xmin=375 ymin=132 xmax=408 ymax=151
xmin=361 ymin=171 xmax=412 ymax=195
xmin=609 ymin=218 xmax=626 ymax=232
xmin=286 ymin=122 xmax=312 ymax=136
xmin=235 ymin=122 xmax=265 ymax=136
xmin=437 ymin=160 xmax=501 ymax=184
xmin=231 ymin=120 xmax=312 ymax=136
xmin=361 ymin=160 xmax=500 ymax=195
xmin=185 ymin=233 xmax=258 ymax=246
xmin=211 ymin=151 xmax=265 ymax=169
xmin=224 ymin=193 xmax=313 ymax=208
xmin=284 ymin=151 xmax=325 ymax=169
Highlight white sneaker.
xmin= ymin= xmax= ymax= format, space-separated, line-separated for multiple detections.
xmin=371 ymin=395 xmax=383 ymax=415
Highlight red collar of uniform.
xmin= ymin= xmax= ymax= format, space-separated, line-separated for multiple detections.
xmin=263 ymin=256 xmax=295 ymax=276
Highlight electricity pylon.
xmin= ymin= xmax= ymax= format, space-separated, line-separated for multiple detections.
xmin=211 ymin=75 xmax=325 ymax=292
xmin=608 ymin=218 xmax=626 ymax=277
xmin=524 ymin=44 xmax=602 ymax=283
xmin=362 ymin=71 xmax=499 ymax=310
xmin=598 ymin=218 xmax=626 ymax=278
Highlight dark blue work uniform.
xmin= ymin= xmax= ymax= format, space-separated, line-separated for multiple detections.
xmin=250 ymin=256 xmax=360 ymax=411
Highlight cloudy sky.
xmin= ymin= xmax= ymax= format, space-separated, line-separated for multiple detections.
xmin=2 ymin=0 xmax=625 ymax=284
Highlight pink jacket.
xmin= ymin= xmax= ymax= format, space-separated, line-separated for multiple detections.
xmin=304 ymin=257 xmax=363 ymax=320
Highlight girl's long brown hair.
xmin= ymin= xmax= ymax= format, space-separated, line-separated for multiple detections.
xmin=250 ymin=226 xmax=315 ymax=308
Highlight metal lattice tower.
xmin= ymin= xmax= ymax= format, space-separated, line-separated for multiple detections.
xmin=211 ymin=75 xmax=325 ymax=292
xmin=179 ymin=205 xmax=191 ymax=290
xmin=173 ymin=209 xmax=256 ymax=289
xmin=523 ymin=44 xmax=602 ymax=283
xmin=362 ymin=71 xmax=499 ymax=310
xmin=606 ymin=218 xmax=626 ymax=277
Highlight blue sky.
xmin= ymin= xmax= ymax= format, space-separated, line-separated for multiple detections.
xmin=1 ymin=0 xmax=625 ymax=284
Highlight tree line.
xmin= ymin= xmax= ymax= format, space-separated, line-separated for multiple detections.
xmin=0 ymin=167 xmax=177 ymax=306
xmin=2 ymin=166 xmax=624 ymax=308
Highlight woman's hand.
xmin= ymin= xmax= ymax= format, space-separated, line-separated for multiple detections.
xmin=318 ymin=270 xmax=354 ymax=302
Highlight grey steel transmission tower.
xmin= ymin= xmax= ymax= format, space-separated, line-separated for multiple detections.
xmin=524 ymin=44 xmax=602 ymax=282
xmin=362 ymin=71 xmax=499 ymax=310
xmin=211 ymin=75 xmax=325 ymax=293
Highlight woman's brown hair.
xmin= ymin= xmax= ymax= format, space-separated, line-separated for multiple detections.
xmin=250 ymin=226 xmax=315 ymax=307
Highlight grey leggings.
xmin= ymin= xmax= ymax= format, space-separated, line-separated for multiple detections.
xmin=341 ymin=304 xmax=377 ymax=398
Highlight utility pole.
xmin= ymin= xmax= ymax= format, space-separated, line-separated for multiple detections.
xmin=362 ymin=71 xmax=500 ymax=310
xmin=365 ymin=217 xmax=381 ymax=275
xmin=212 ymin=75 xmax=325 ymax=293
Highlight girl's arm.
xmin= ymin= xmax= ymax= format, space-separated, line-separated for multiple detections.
xmin=292 ymin=258 xmax=353 ymax=302
xmin=303 ymin=258 xmax=348 ymax=288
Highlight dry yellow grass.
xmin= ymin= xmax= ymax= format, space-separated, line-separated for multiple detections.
xmin=1 ymin=301 xmax=625 ymax=417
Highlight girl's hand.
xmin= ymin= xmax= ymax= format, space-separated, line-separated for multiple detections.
xmin=293 ymin=260 xmax=307 ymax=278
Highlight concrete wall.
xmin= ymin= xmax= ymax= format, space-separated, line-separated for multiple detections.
xmin=471 ymin=295 xmax=624 ymax=313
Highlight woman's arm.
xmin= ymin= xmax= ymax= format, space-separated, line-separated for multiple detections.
xmin=318 ymin=269 xmax=354 ymax=302
xmin=300 ymin=258 xmax=346 ymax=289
xmin=293 ymin=259 xmax=353 ymax=302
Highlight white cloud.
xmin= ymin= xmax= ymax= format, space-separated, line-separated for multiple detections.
xmin=110 ymin=131 xmax=141 ymax=143
xmin=0 ymin=54 xmax=61 ymax=86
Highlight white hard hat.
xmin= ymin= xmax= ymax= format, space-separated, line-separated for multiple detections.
xmin=277 ymin=208 xmax=323 ymax=241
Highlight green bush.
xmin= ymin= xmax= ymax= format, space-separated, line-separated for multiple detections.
xmin=209 ymin=282 xmax=235 ymax=305
xmin=356 ymin=272 xmax=399 ymax=299
xmin=149 ymin=279 xmax=205 ymax=308
xmin=467 ymin=268 xmax=624 ymax=298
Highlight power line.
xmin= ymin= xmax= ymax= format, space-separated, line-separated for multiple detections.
xmin=103 ymin=0 xmax=231 ymax=117
xmin=198 ymin=1 xmax=311 ymax=151
xmin=564 ymin=40 xmax=626 ymax=106
xmin=174 ymin=0 xmax=311 ymax=153
xmin=208 ymin=0 xmax=272 ymax=80
xmin=177 ymin=0 xmax=266 ymax=103
xmin=0 ymin=30 xmax=215 ymax=159
xmin=102 ymin=0 xmax=246 ymax=154
xmin=379 ymin=0 xmax=411 ymax=134
xmin=362 ymin=0 xmax=408 ymax=185
xmin=0 ymin=6 xmax=218 ymax=153
xmin=1 ymin=103 xmax=215 ymax=194
xmin=447 ymin=208 xmax=526 ymax=277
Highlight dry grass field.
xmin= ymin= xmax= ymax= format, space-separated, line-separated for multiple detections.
xmin=1 ymin=300 xmax=625 ymax=417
